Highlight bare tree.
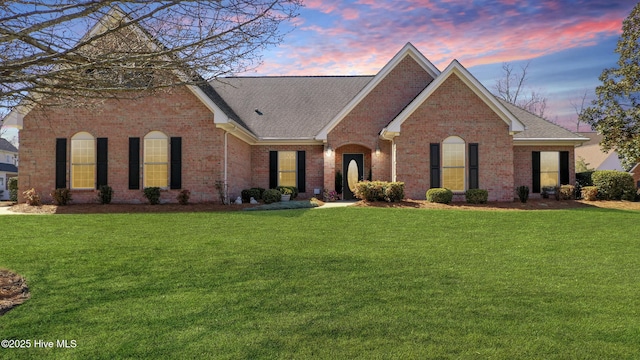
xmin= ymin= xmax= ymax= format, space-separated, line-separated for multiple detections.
xmin=0 ymin=1 xmax=300 ymax=110
xmin=569 ymin=89 xmax=590 ymax=132
xmin=494 ymin=62 xmax=548 ymax=118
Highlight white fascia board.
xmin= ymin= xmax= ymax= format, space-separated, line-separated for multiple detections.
xmin=315 ymin=42 xmax=441 ymax=141
xmin=386 ymin=60 xmax=526 ymax=134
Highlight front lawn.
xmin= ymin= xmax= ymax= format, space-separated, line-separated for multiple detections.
xmin=1 ymin=208 xmax=639 ymax=359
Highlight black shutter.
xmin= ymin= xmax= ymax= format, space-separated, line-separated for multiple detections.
xmin=532 ymin=151 xmax=541 ymax=193
xmin=560 ymin=151 xmax=570 ymax=185
xmin=96 ymin=138 xmax=108 ymax=188
xmin=129 ymin=137 xmax=140 ymax=190
xmin=55 ymin=138 xmax=67 ymax=189
xmin=170 ymin=137 xmax=182 ymax=189
xmin=469 ymin=143 xmax=479 ymax=189
xmin=269 ymin=151 xmax=278 ymax=189
xmin=297 ymin=151 xmax=306 ymax=193
xmin=430 ymin=143 xmax=440 ymax=188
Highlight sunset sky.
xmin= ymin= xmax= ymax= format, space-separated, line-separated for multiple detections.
xmin=248 ymin=0 xmax=637 ymax=131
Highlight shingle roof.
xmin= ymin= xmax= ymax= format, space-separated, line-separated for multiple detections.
xmin=0 ymin=138 xmax=18 ymax=152
xmin=499 ymin=100 xmax=586 ymax=140
xmin=210 ymin=76 xmax=373 ymax=138
xmin=0 ymin=163 xmax=18 ymax=172
xmin=207 ymin=76 xmax=587 ymax=142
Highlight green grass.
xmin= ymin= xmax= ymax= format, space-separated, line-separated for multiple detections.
xmin=1 ymin=207 xmax=639 ymax=359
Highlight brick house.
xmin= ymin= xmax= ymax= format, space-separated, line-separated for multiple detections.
xmin=4 ymin=42 xmax=588 ymax=204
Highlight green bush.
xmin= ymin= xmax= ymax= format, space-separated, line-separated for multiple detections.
xmin=241 ymin=188 xmax=262 ymax=203
xmin=51 ymin=188 xmax=72 ymax=205
xmin=98 ymin=185 xmax=113 ymax=204
xmin=276 ymin=186 xmax=298 ymax=199
xmin=516 ymin=185 xmax=529 ymax=203
xmin=262 ymin=189 xmax=282 ymax=204
xmin=559 ymin=185 xmax=575 ymax=200
xmin=592 ymin=170 xmax=635 ymax=201
xmin=426 ymin=188 xmax=453 ymax=204
xmin=465 ymin=189 xmax=488 ymax=204
xmin=23 ymin=188 xmax=41 ymax=206
xmin=143 ymin=187 xmax=161 ymax=205
xmin=354 ymin=181 xmax=404 ymax=202
xmin=581 ymin=186 xmax=598 ymax=201
xmin=8 ymin=177 xmax=18 ymax=202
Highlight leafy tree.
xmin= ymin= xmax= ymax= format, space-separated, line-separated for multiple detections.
xmin=580 ymin=2 xmax=640 ymax=170
xmin=0 ymin=1 xmax=300 ymax=111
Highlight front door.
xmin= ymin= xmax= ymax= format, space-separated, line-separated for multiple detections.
xmin=342 ymin=154 xmax=364 ymax=200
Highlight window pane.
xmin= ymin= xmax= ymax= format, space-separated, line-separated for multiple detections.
xmin=278 ymin=151 xmax=296 ymax=171
xmin=443 ymin=143 xmax=465 ymax=167
xmin=443 ymin=167 xmax=464 ymax=191
xmin=71 ymin=139 xmax=95 ymax=164
xmin=540 ymin=152 xmax=559 ymax=172
xmin=72 ymin=164 xmax=95 ymax=189
xmin=278 ymin=151 xmax=296 ymax=186
xmin=145 ymin=139 xmax=168 ymax=163
xmin=144 ymin=164 xmax=168 ymax=188
xmin=279 ymin=172 xmax=296 ymax=187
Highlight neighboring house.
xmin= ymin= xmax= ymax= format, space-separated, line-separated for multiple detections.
xmin=2 ymin=11 xmax=588 ymax=203
xmin=0 ymin=138 xmax=18 ymax=201
xmin=574 ymin=132 xmax=625 ymax=171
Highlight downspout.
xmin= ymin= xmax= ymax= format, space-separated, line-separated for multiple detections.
xmin=391 ymin=138 xmax=397 ymax=182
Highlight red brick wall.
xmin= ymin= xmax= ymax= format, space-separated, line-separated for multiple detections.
xmin=226 ymin=134 xmax=252 ymax=201
xmin=19 ymin=87 xmax=225 ymax=204
xmin=325 ymin=55 xmax=434 ymax=191
xmin=395 ymin=74 xmax=515 ymax=201
xmin=513 ymin=145 xmax=576 ymax=198
xmin=251 ymin=145 xmax=324 ymax=198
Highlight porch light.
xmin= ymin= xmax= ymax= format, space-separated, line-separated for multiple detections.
xmin=375 ymin=143 xmax=381 ymax=156
xmin=325 ymin=144 xmax=333 ymax=156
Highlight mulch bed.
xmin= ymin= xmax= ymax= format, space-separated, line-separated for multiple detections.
xmin=6 ymin=198 xmax=640 ymax=214
xmin=0 ymin=269 xmax=30 ymax=316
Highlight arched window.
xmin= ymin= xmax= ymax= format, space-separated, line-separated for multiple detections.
xmin=144 ymin=131 xmax=168 ymax=188
xmin=442 ymin=136 xmax=465 ymax=192
xmin=70 ymin=132 xmax=95 ymax=189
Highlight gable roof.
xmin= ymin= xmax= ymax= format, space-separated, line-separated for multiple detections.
xmin=0 ymin=138 xmax=18 ymax=153
xmin=315 ymin=43 xmax=440 ymax=141
xmin=382 ymin=60 xmax=525 ymax=138
xmin=211 ymin=76 xmax=372 ymax=139
xmin=500 ymin=100 xmax=588 ymax=144
xmin=0 ymin=163 xmax=18 ymax=173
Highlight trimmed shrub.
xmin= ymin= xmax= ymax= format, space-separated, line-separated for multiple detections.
xmin=581 ymin=186 xmax=598 ymax=201
xmin=276 ymin=186 xmax=298 ymax=199
xmin=354 ymin=181 xmax=404 ymax=202
xmin=98 ymin=185 xmax=113 ymax=204
xmin=143 ymin=187 xmax=161 ymax=205
xmin=426 ymin=188 xmax=453 ymax=204
xmin=8 ymin=177 xmax=18 ymax=202
xmin=465 ymin=189 xmax=488 ymax=204
xmin=51 ymin=188 xmax=72 ymax=205
xmin=241 ymin=188 xmax=261 ymax=203
xmin=592 ymin=170 xmax=635 ymax=201
xmin=516 ymin=185 xmax=529 ymax=203
xmin=177 ymin=189 xmax=190 ymax=205
xmin=383 ymin=182 xmax=404 ymax=202
xmin=559 ymin=185 xmax=575 ymax=200
xmin=23 ymin=188 xmax=41 ymax=206
xmin=262 ymin=189 xmax=282 ymax=204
